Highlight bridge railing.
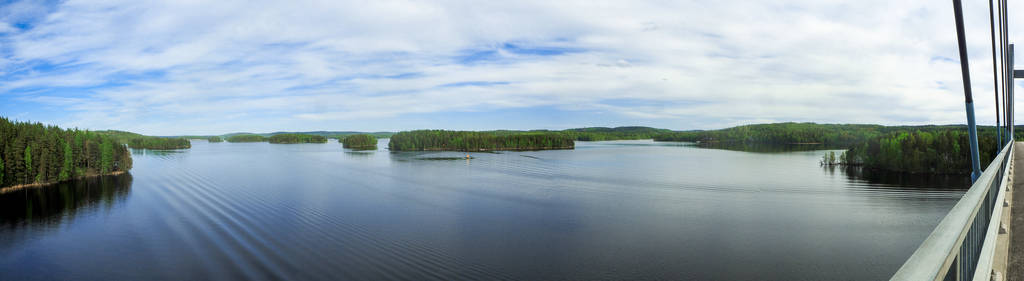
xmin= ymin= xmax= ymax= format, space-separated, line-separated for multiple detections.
xmin=892 ymin=142 xmax=1013 ymax=281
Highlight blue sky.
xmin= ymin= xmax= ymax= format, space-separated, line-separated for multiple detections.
xmin=0 ymin=0 xmax=1021 ymax=135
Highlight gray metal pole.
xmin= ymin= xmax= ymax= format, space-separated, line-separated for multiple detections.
xmin=990 ymin=0 xmax=1003 ymax=147
xmin=1011 ymin=44 xmax=1015 ymax=142
xmin=953 ymin=0 xmax=983 ymax=181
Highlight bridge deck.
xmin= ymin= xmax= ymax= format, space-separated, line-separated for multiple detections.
xmin=1010 ymin=142 xmax=1024 ymax=280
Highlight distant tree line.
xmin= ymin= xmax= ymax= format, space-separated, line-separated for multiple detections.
xmin=341 ymin=134 xmax=377 ymax=149
xmin=556 ymin=126 xmax=673 ymax=141
xmin=389 ymin=130 xmax=574 ymax=151
xmin=208 ymin=136 xmax=223 ymax=143
xmin=96 ymin=130 xmax=191 ymax=149
xmin=0 ymin=117 xmax=132 ymax=188
xmin=226 ymin=135 xmax=267 ymax=142
xmin=330 ymin=132 xmax=394 ymax=139
xmin=268 ymin=134 xmax=328 ymax=144
xmin=652 ymin=123 xmax=889 ymax=145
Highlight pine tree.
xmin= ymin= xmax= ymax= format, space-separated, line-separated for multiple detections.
xmin=24 ymin=145 xmax=32 ymax=183
xmin=60 ymin=140 xmax=72 ymax=181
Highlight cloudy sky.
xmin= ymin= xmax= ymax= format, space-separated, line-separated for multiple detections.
xmin=0 ymin=0 xmax=1020 ymax=135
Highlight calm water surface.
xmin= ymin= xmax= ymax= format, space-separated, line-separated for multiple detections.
xmin=0 ymin=140 xmax=966 ymax=280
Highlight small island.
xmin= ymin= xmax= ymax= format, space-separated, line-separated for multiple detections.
xmin=226 ymin=134 xmax=267 ymax=142
xmin=208 ymin=136 xmax=223 ymax=143
xmin=388 ymin=130 xmax=574 ymax=151
xmin=268 ymin=133 xmax=328 ymax=144
xmin=341 ymin=134 xmax=377 ymax=149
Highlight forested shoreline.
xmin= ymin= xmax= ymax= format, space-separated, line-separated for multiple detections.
xmin=226 ymin=134 xmax=267 ymax=142
xmin=96 ymin=130 xmax=191 ymax=149
xmin=389 ymin=130 xmax=574 ymax=151
xmin=341 ymin=134 xmax=377 ymax=149
xmin=0 ymin=117 xmax=132 ymax=189
xmin=4 ymin=118 xmax=1016 ymax=177
xmin=833 ymin=130 xmax=1002 ymax=174
xmin=651 ymin=122 xmax=1021 ymax=174
xmin=268 ymin=134 xmax=328 ymax=144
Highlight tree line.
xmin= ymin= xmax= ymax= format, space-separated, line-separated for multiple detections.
xmin=96 ymin=130 xmax=191 ymax=149
xmin=0 ymin=117 xmax=132 ymax=188
xmin=652 ymin=123 xmax=889 ymax=145
xmin=208 ymin=136 xmax=223 ymax=143
xmin=341 ymin=134 xmax=377 ymax=149
xmin=226 ymin=134 xmax=267 ymax=142
xmin=555 ymin=126 xmax=673 ymax=141
xmin=388 ymin=130 xmax=575 ymax=151
xmin=834 ymin=129 xmax=1001 ymax=174
xmin=268 ymin=134 xmax=328 ymax=144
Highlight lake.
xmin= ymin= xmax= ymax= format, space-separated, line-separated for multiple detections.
xmin=0 ymin=139 xmax=967 ymax=280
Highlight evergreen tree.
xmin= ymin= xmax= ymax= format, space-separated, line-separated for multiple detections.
xmin=24 ymin=145 xmax=32 ymax=183
xmin=60 ymin=140 xmax=72 ymax=181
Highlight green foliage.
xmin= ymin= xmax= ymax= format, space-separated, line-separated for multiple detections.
xmin=558 ymin=126 xmax=673 ymax=141
xmin=329 ymin=132 xmax=395 ymax=139
xmin=226 ymin=134 xmax=267 ymax=142
xmin=24 ymin=145 xmax=32 ymax=183
xmin=268 ymin=134 xmax=328 ymax=144
xmin=100 ymin=139 xmax=113 ymax=174
xmin=653 ymin=123 xmax=889 ymax=145
xmin=0 ymin=116 xmax=131 ymax=188
xmin=389 ymin=130 xmax=575 ymax=151
xmin=208 ymin=136 xmax=223 ymax=143
xmin=341 ymin=134 xmax=377 ymax=149
xmin=60 ymin=140 xmax=72 ymax=181
xmin=841 ymin=130 xmax=999 ymax=174
xmin=127 ymin=137 xmax=191 ymax=149
xmin=96 ymin=130 xmax=191 ymax=149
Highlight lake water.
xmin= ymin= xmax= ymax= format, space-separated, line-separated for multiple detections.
xmin=0 ymin=139 xmax=967 ymax=280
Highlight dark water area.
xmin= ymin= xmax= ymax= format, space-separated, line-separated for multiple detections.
xmin=680 ymin=141 xmax=836 ymax=153
xmin=0 ymin=140 xmax=965 ymax=280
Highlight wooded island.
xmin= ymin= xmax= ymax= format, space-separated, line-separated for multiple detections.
xmin=0 ymin=117 xmax=132 ymax=189
xmin=388 ymin=130 xmax=574 ymax=151
xmin=341 ymin=134 xmax=377 ymax=149
xmin=268 ymin=134 xmax=328 ymax=144
xmin=226 ymin=134 xmax=267 ymax=142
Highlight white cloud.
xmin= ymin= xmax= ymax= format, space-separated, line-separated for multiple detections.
xmin=0 ymin=0 xmax=1019 ymax=135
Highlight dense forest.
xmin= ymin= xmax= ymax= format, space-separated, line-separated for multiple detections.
xmin=208 ymin=136 xmax=223 ymax=143
xmin=389 ymin=130 xmax=575 ymax=151
xmin=556 ymin=126 xmax=673 ymax=141
xmin=341 ymin=134 xmax=377 ymax=149
xmin=838 ymin=130 xmax=1002 ymax=174
xmin=0 ymin=117 xmax=132 ymax=189
xmin=96 ymin=130 xmax=191 ymax=149
xmin=226 ymin=134 xmax=267 ymax=142
xmin=652 ymin=123 xmax=888 ymax=145
xmin=330 ymin=132 xmax=394 ymax=139
xmin=648 ymin=122 xmax=1024 ymax=174
xmin=268 ymin=134 xmax=328 ymax=144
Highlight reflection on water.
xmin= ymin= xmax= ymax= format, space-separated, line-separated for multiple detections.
xmin=0 ymin=139 xmax=964 ymax=280
xmin=131 ymin=148 xmax=187 ymax=156
xmin=685 ymin=141 xmax=836 ymax=153
xmin=0 ymin=173 xmax=133 ymax=228
xmin=836 ymin=166 xmax=971 ymax=190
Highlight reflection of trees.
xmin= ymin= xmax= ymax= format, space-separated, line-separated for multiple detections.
xmin=837 ymin=166 xmax=969 ymax=189
xmin=693 ymin=142 xmax=835 ymax=153
xmin=0 ymin=173 xmax=133 ymax=228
